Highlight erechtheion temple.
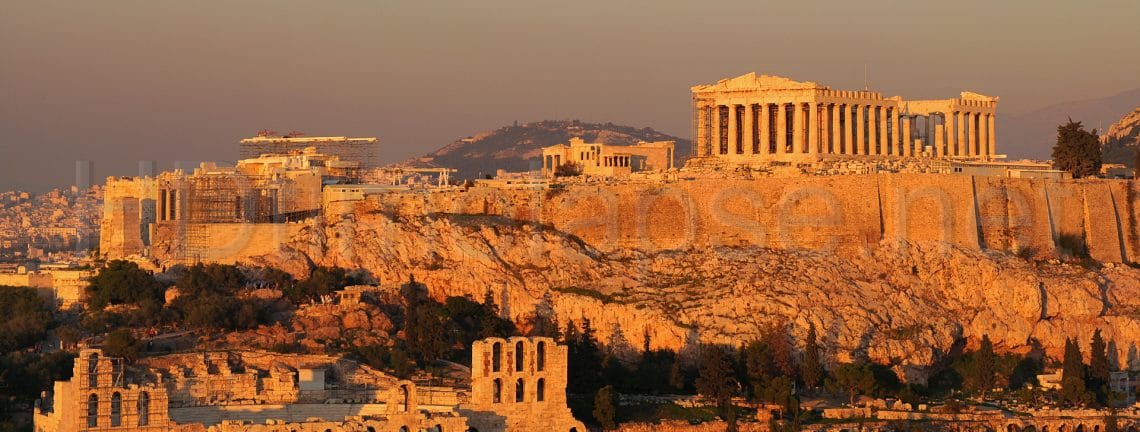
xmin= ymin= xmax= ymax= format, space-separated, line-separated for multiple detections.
xmin=540 ymin=138 xmax=676 ymax=178
xmin=690 ymin=72 xmax=999 ymax=162
xmin=34 ymin=337 xmax=585 ymax=432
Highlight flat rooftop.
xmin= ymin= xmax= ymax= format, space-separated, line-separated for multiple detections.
xmin=240 ymin=136 xmax=378 ymax=144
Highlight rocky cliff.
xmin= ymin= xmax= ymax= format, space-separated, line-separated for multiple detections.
xmin=248 ymin=178 xmax=1140 ymax=382
xmin=403 ymin=120 xmax=691 ymax=179
xmin=1102 ymin=107 xmax=1140 ymax=167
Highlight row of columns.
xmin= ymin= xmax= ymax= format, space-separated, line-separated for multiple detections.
xmin=695 ymin=102 xmax=996 ymax=159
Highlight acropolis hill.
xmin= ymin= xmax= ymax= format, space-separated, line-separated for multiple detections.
xmin=96 ymin=73 xmax=1140 ymax=384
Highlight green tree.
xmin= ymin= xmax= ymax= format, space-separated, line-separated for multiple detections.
xmin=1060 ymin=337 xmax=1088 ymax=406
xmin=0 ymin=286 xmax=52 ymax=352
xmin=592 ymin=385 xmax=617 ymax=430
xmin=87 ymin=260 xmax=163 ymax=309
xmin=801 ymin=323 xmax=825 ymax=389
xmin=400 ymin=277 xmax=448 ymax=365
xmin=286 ymin=266 xmax=360 ymax=303
xmin=1051 ymin=119 xmax=1102 ymax=178
xmin=696 ymin=345 xmax=739 ymax=432
xmin=830 ymin=362 xmax=876 ymax=406
xmin=565 ymin=319 xmax=603 ymax=395
xmin=103 ymin=329 xmax=142 ymax=361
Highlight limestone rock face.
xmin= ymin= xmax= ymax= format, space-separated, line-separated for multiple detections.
xmin=251 ymin=205 xmax=1140 ymax=381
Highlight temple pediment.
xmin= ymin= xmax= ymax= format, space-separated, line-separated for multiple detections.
xmin=692 ymin=72 xmax=825 ymax=92
xmin=960 ymin=91 xmax=999 ymax=102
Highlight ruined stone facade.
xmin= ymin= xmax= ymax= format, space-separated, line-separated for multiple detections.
xmin=461 ymin=337 xmax=585 ymax=432
xmin=34 ymin=338 xmax=585 ymax=431
xmin=540 ymin=137 xmax=676 ymax=178
xmin=691 ymin=72 xmax=999 ymax=163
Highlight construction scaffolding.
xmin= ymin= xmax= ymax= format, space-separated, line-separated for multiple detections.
xmin=239 ymin=135 xmax=381 ymax=169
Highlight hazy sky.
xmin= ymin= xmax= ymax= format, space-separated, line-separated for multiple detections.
xmin=2 ymin=1 xmax=1138 ymax=192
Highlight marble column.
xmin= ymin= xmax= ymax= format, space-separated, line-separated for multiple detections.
xmin=987 ymin=113 xmax=997 ymax=158
xmin=727 ymin=104 xmax=739 ymax=155
xmin=972 ymin=113 xmax=982 ymax=156
xmin=934 ymin=121 xmax=945 ymax=158
xmin=834 ymin=104 xmax=843 ymax=155
xmin=776 ymin=104 xmax=787 ymax=155
xmin=886 ymin=108 xmax=896 ymax=156
xmin=979 ymin=113 xmax=988 ymax=158
xmin=696 ymin=104 xmax=709 ymax=156
xmin=854 ymin=105 xmax=865 ymax=155
xmin=808 ymin=103 xmax=819 ymax=155
xmin=712 ymin=105 xmax=723 ymax=156
xmin=759 ymin=104 xmax=770 ymax=155
xmin=964 ymin=112 xmax=974 ymax=156
xmin=943 ymin=112 xmax=955 ymax=156
xmin=878 ymin=107 xmax=888 ymax=155
xmin=955 ymin=111 xmax=965 ymax=157
xmin=792 ymin=103 xmax=805 ymax=154
xmin=849 ymin=105 xmax=858 ymax=155
xmin=902 ymin=116 xmax=913 ymax=157
xmin=744 ymin=104 xmax=755 ymax=156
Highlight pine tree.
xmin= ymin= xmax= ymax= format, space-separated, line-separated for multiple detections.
xmin=830 ymin=362 xmax=876 ymax=406
xmin=697 ymin=345 xmax=739 ymax=432
xmin=801 ymin=323 xmax=825 ymax=389
xmin=1051 ymin=119 xmax=1102 ymax=178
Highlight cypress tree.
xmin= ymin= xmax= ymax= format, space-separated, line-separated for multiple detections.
xmin=801 ymin=323 xmax=825 ymax=389
xmin=1060 ymin=338 xmax=1088 ymax=406
xmin=974 ymin=335 xmax=998 ymax=398
xmin=1090 ymin=329 xmax=1111 ymax=404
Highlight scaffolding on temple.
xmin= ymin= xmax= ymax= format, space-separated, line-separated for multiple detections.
xmin=239 ymin=135 xmax=381 ymax=169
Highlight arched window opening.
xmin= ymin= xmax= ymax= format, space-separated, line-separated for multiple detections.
xmin=110 ymin=392 xmax=122 ymax=427
xmin=515 ymin=341 xmax=524 ymax=372
xmin=87 ymin=354 xmax=99 ymax=388
xmin=492 ymin=378 xmax=502 ymax=403
xmin=138 ymin=391 xmax=150 ymax=426
xmin=536 ymin=378 xmax=545 ymax=402
xmin=515 ymin=378 xmax=524 ymax=403
xmin=536 ymin=342 xmax=545 ymax=372
xmin=87 ymin=394 xmax=98 ymax=427
xmin=112 ymin=359 xmax=123 ymax=387
xmin=492 ymin=343 xmax=502 ymax=373
xmin=399 ymin=427 xmax=409 ymax=432
xmin=399 ymin=384 xmax=410 ymax=412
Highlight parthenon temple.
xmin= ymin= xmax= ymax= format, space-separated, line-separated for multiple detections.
xmin=691 ymin=72 xmax=1000 ymax=162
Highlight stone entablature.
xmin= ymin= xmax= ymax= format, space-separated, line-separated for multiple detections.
xmin=691 ymin=72 xmax=999 ymax=163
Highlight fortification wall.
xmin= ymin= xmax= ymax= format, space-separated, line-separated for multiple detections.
xmin=368 ymin=175 xmax=1140 ymax=263
xmin=151 ymin=223 xmax=304 ymax=265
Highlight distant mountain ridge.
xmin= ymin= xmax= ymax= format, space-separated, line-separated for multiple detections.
xmin=1002 ymin=87 xmax=1140 ymax=159
xmin=403 ymin=120 xmax=690 ymax=179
